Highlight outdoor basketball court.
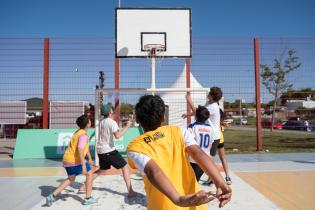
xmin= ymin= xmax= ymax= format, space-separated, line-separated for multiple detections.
xmin=1 ymin=153 xmax=314 ymax=210
xmin=1 ymin=3 xmax=315 ymax=210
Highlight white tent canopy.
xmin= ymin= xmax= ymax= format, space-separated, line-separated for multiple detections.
xmin=161 ymin=64 xmax=208 ymax=128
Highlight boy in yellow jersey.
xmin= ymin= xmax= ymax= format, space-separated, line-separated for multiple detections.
xmin=46 ymin=115 xmax=96 ymax=206
xmin=127 ymin=95 xmax=232 ymax=210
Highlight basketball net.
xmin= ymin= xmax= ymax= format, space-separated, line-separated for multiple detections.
xmin=144 ymin=44 xmax=165 ymax=94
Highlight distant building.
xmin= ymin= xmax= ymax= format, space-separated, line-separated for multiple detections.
xmin=224 ymin=108 xmax=243 ymax=117
xmin=225 ymin=108 xmax=264 ymax=118
xmin=263 ymin=106 xmax=292 ymax=119
xmin=247 ymin=108 xmax=265 ymax=117
xmin=287 ymin=100 xmax=315 ymax=111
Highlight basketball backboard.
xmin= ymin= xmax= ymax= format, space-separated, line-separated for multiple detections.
xmin=115 ymin=8 xmax=191 ymax=58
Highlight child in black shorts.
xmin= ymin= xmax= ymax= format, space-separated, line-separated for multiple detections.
xmin=79 ymin=103 xmax=135 ymax=197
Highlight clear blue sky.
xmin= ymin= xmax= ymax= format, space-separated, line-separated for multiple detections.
xmin=1 ymin=0 xmax=315 ymax=37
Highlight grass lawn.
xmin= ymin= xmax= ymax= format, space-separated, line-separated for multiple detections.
xmin=223 ymin=128 xmax=315 ymax=153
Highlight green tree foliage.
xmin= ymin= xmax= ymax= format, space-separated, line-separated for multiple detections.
xmin=120 ymin=103 xmax=134 ymax=116
xmin=224 ymin=101 xmax=255 ymax=109
xmin=261 ymin=49 xmax=301 ymax=131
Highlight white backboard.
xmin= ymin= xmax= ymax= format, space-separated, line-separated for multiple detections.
xmin=116 ymin=8 xmax=191 ymax=58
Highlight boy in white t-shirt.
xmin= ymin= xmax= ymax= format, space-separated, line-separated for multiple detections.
xmin=204 ymin=87 xmax=222 ymax=156
xmin=79 ymin=103 xmax=135 ymax=197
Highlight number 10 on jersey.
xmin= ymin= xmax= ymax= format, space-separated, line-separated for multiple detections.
xmin=199 ymin=133 xmax=211 ymax=149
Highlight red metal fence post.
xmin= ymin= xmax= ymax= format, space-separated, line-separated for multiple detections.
xmin=186 ymin=58 xmax=191 ymax=126
xmin=254 ymin=38 xmax=263 ymax=151
xmin=114 ymin=58 xmax=120 ymax=124
xmin=42 ymin=38 xmax=50 ymax=129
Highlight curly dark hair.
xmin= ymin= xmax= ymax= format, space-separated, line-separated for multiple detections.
xmin=135 ymin=95 xmax=165 ymax=131
xmin=195 ymin=106 xmax=210 ymax=123
xmin=209 ymin=86 xmax=223 ymax=102
xmin=76 ymin=115 xmax=90 ymax=129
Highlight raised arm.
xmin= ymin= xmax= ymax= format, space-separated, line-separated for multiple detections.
xmin=182 ymin=94 xmax=197 ymax=119
xmin=186 ymin=94 xmax=196 ymax=114
xmin=113 ymin=120 xmax=132 ymax=139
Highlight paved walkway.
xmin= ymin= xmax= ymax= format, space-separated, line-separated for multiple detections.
xmin=30 ymin=172 xmax=281 ymax=210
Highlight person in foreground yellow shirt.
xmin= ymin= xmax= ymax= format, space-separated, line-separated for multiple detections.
xmin=127 ymin=95 xmax=232 ymax=210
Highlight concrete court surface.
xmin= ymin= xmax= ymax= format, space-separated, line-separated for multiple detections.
xmin=0 ymin=153 xmax=314 ymax=210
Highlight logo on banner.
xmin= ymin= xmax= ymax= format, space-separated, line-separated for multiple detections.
xmin=114 ymin=137 xmax=124 ymax=151
xmin=57 ymin=132 xmax=73 ymax=155
xmin=57 ymin=132 xmax=96 ymax=155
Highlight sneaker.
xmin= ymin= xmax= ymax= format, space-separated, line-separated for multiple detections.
xmin=202 ymin=180 xmax=214 ymax=186
xmin=83 ymin=197 xmax=97 ymax=205
xmin=225 ymin=176 xmax=232 ymax=185
xmin=46 ymin=194 xmax=55 ymax=207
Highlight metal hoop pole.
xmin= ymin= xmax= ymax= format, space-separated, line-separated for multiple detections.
xmin=150 ymin=48 xmax=156 ymax=95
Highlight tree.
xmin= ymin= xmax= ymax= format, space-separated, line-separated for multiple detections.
xmin=260 ymin=49 xmax=301 ymax=131
xmin=24 ymin=97 xmax=43 ymax=111
xmin=120 ymin=103 xmax=134 ymax=116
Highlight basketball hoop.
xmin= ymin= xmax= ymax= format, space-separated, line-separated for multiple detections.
xmin=143 ymin=44 xmax=165 ymax=93
xmin=143 ymin=44 xmax=165 ymax=57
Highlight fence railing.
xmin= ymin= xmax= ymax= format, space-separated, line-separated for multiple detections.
xmin=0 ymin=38 xmax=314 ymax=149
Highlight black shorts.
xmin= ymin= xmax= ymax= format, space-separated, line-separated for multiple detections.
xmin=190 ymin=162 xmax=204 ymax=182
xmin=210 ymin=139 xmax=220 ymax=156
xmin=218 ymin=142 xmax=224 ymax=149
xmin=98 ymin=150 xmax=127 ymax=170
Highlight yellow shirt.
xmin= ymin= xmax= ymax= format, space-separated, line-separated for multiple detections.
xmin=127 ymin=125 xmax=206 ymax=210
xmin=63 ymin=129 xmax=89 ymax=163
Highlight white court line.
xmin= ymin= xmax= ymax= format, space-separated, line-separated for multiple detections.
xmin=230 ymin=161 xmax=315 ymax=173
xmin=233 ymin=169 xmax=315 ymax=173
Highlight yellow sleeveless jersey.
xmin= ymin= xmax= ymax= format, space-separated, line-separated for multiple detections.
xmin=63 ymin=129 xmax=89 ymax=163
xmin=127 ymin=125 xmax=206 ymax=210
